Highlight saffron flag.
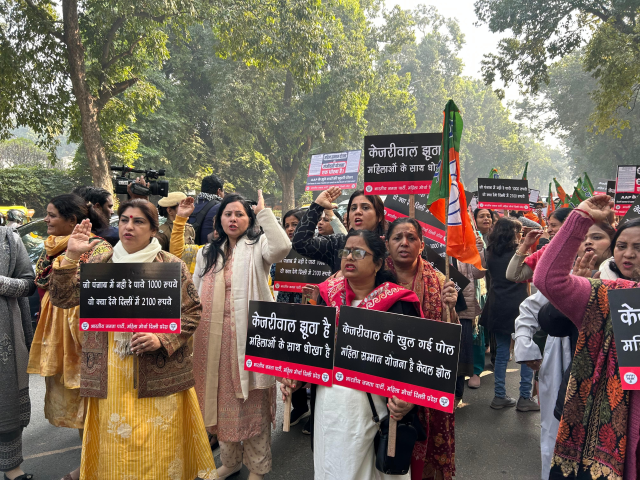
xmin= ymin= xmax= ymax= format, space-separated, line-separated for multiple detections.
xmin=427 ymin=100 xmax=483 ymax=270
xmin=521 ymin=162 xmax=529 ymax=180
xmin=489 ymin=168 xmax=499 ymax=179
xmin=554 ymin=178 xmax=569 ymax=207
xmin=547 ymin=183 xmax=555 ymax=216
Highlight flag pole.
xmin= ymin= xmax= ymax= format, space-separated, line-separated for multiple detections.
xmin=444 ymin=213 xmax=450 ymax=323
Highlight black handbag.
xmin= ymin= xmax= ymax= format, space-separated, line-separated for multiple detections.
xmin=366 ymin=393 xmax=419 ymax=475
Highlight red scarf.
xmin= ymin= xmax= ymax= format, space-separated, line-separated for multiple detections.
xmin=318 ymin=277 xmax=423 ymax=319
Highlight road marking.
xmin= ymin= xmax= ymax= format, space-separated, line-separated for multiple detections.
xmin=24 ymin=445 xmax=82 ymax=460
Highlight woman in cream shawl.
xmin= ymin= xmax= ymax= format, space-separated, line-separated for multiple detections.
xmin=193 ymin=190 xmax=291 ymax=480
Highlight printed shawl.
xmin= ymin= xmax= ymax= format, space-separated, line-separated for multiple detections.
xmin=550 ymin=278 xmax=635 ymax=480
xmin=318 ymin=277 xmax=422 ymax=318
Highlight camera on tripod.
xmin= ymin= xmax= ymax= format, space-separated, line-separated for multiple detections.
xmin=110 ymin=165 xmax=169 ymax=197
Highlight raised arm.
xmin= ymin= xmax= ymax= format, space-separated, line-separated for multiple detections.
xmin=0 ymin=232 xmax=36 ymax=298
xmin=506 ymin=252 xmax=535 ymax=282
xmin=533 ymin=211 xmax=597 ymax=327
xmin=256 ymin=208 xmax=292 ymax=264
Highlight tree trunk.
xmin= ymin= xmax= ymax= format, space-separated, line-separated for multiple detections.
xmin=62 ymin=0 xmax=113 ymax=192
xmin=279 ymin=169 xmax=297 ymax=214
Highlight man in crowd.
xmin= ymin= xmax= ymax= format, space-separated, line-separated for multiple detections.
xmin=188 ymin=174 xmax=225 ymax=244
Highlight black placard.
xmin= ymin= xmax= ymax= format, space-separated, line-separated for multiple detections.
xmin=273 ymin=250 xmax=332 ymax=293
xmin=620 ymin=196 xmax=640 ymax=225
xmin=244 ymin=301 xmax=337 ymax=386
xmin=383 ymin=194 xmax=446 ymax=243
xmin=477 ymin=178 xmax=530 ymax=211
xmin=333 ymin=306 xmax=461 ymax=413
xmin=423 ymin=245 xmax=471 ymax=293
xmin=79 ymin=263 xmax=181 ymax=333
xmin=364 ymin=133 xmax=441 ymax=195
xmin=607 ymin=180 xmax=617 ymax=197
xmin=608 ymin=289 xmax=640 ymax=389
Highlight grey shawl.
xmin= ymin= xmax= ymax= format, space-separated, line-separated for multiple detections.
xmin=0 ymin=227 xmax=35 ymax=433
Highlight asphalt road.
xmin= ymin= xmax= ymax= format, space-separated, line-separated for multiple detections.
xmin=21 ymin=355 xmax=541 ymax=479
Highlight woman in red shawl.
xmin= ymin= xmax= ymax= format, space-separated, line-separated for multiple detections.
xmin=385 ymin=217 xmax=459 ymax=480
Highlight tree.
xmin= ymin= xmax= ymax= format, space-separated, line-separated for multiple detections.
xmin=0 ymin=137 xmax=50 ymax=167
xmin=516 ymin=51 xmax=640 ymax=181
xmin=0 ymin=0 xmax=332 ymax=191
xmin=474 ymin=0 xmax=640 ymax=132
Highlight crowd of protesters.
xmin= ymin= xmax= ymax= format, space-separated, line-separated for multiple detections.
xmin=2 ymin=171 xmax=639 ymax=480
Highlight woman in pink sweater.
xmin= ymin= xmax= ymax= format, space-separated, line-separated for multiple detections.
xmin=534 ymin=195 xmax=640 ymax=480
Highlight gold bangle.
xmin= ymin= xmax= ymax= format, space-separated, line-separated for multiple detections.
xmin=63 ymin=254 xmax=80 ymax=265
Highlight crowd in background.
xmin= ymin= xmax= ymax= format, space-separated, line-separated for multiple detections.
xmin=1 ymin=172 xmax=639 ymax=480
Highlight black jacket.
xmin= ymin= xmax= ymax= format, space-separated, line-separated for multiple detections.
xmin=480 ymin=248 xmax=528 ymax=335
xmin=292 ymin=202 xmax=346 ymax=274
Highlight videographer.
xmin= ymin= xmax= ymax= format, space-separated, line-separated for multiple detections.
xmin=188 ymin=174 xmax=225 ymax=244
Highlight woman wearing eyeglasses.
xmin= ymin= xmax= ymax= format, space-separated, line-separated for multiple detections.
xmin=282 ymin=229 xmax=425 ymax=480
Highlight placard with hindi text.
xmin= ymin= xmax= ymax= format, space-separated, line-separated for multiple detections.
xmin=608 ymin=289 xmax=640 ymax=390
xmin=333 ymin=306 xmax=461 ymax=413
xmin=244 ymin=301 xmax=337 ymax=387
xmin=79 ymin=263 xmax=182 ymax=333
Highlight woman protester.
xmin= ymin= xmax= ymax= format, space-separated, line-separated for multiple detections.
xmin=48 ymin=199 xmax=216 ymax=480
xmin=282 ymin=230 xmax=427 ymax=480
xmin=27 ymin=194 xmax=112 ymax=480
xmin=193 ymin=191 xmax=291 ymax=480
xmin=514 ymin=219 xmax=614 ymax=477
xmin=480 ymin=217 xmax=537 ymax=410
xmin=0 ymin=227 xmax=36 ymax=480
xmin=292 ymin=187 xmax=387 ymax=274
xmin=317 ymin=209 xmax=347 ymax=236
xmin=385 ymin=218 xmax=458 ymax=480
xmin=534 ymin=196 xmax=640 ymax=480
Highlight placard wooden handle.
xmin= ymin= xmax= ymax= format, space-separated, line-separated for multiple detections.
xmin=283 ymin=386 xmax=292 ymax=432
xmin=387 ymin=417 xmax=397 ymax=457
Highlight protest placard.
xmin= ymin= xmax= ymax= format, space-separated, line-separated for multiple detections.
xmin=305 ymin=150 xmax=361 ymax=191
xmin=423 ymin=245 xmax=471 ymax=293
xmin=620 ymin=195 xmax=640 ymax=225
xmin=244 ymin=301 xmax=337 ymax=387
xmin=79 ymin=263 xmax=181 ymax=333
xmin=364 ymin=133 xmax=441 ymax=195
xmin=607 ymin=180 xmax=616 ymax=197
xmin=384 ymin=194 xmax=446 ymax=243
xmin=333 ymin=306 xmax=461 ymax=413
xmin=615 ymin=165 xmax=640 ymax=215
xmin=477 ymin=178 xmax=530 ymax=211
xmin=608 ymin=289 xmax=640 ymax=389
xmin=594 ymin=179 xmax=613 ymax=196
xmin=273 ymin=250 xmax=332 ymax=293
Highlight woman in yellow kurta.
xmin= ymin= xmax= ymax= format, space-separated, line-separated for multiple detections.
xmin=49 ymin=198 xmax=216 ymax=480
xmin=27 ymin=194 xmax=112 ymax=480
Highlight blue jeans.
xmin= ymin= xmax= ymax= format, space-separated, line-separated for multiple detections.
xmin=494 ymin=331 xmax=534 ymax=399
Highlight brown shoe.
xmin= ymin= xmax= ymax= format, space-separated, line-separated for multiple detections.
xmin=468 ymin=374 xmax=481 ymax=389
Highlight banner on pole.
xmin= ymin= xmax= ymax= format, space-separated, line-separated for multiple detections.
xmin=333 ymin=306 xmax=461 ymax=413
xmin=305 ymin=150 xmax=361 ymax=191
xmin=273 ymin=250 xmax=332 ymax=293
xmin=383 ymin=194 xmax=446 ymax=243
xmin=615 ymin=165 xmax=640 ymax=215
xmin=80 ymin=263 xmax=182 ymax=333
xmin=364 ymin=133 xmax=441 ymax=195
xmin=244 ymin=301 xmax=337 ymax=387
xmin=477 ymin=178 xmax=530 ymax=210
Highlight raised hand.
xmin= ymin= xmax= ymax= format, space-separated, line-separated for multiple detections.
xmin=523 ymin=229 xmax=544 ymax=247
xmin=177 ymin=197 xmax=195 ymax=218
xmin=252 ymin=189 xmax=265 ymax=214
xmin=66 ymin=219 xmax=95 ymax=259
xmin=572 ymin=250 xmax=597 ymax=278
xmin=576 ymin=195 xmax=614 ymax=222
xmin=316 ymin=187 xmax=342 ymax=209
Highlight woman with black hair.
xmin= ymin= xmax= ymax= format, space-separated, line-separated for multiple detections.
xmin=192 ymin=191 xmax=290 ymax=480
xmin=26 ymin=194 xmax=112 ymax=480
xmin=479 ymin=217 xmax=534 ymax=410
xmin=282 ymin=229 xmax=421 ymax=480
xmin=292 ymin=187 xmax=387 ymax=274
